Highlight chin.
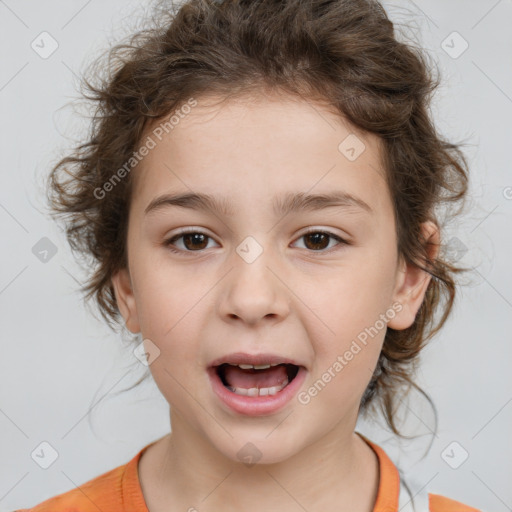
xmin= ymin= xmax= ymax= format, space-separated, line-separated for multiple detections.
xmin=209 ymin=433 xmax=303 ymax=467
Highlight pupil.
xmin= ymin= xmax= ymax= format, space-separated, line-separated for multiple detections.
xmin=305 ymin=233 xmax=328 ymax=250
xmin=184 ymin=233 xmax=207 ymax=250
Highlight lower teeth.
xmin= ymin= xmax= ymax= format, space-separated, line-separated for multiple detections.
xmin=227 ymin=376 xmax=289 ymax=397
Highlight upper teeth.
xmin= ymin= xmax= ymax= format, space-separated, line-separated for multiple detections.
xmin=230 ymin=363 xmax=280 ymax=370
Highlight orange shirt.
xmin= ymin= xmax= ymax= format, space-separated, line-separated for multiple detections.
xmin=15 ymin=434 xmax=482 ymax=512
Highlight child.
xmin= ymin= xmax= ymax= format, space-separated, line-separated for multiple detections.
xmin=16 ymin=0 xmax=480 ymax=510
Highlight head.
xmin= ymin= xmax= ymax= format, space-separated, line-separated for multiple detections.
xmin=47 ymin=0 xmax=469 ymax=462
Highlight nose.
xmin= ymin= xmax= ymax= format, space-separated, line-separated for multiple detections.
xmin=217 ymin=249 xmax=290 ymax=326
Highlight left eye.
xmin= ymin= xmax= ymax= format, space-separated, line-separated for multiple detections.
xmin=292 ymin=230 xmax=347 ymax=252
xmin=164 ymin=230 xmax=347 ymax=254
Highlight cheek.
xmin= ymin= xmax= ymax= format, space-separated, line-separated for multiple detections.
xmin=132 ymin=257 xmax=206 ymax=336
xmin=304 ymin=256 xmax=396 ymax=340
xmin=307 ymin=296 xmax=387 ymax=410
xmin=139 ymin=301 xmax=205 ymax=410
xmin=300 ymin=249 xmax=394 ymax=387
xmin=131 ymin=270 xmax=210 ymax=406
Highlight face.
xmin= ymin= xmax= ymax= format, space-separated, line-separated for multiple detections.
xmin=112 ymin=92 xmax=437 ymax=465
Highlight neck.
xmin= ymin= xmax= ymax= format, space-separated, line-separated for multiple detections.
xmin=139 ymin=411 xmax=379 ymax=512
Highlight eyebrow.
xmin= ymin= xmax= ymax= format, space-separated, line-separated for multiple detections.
xmin=144 ymin=190 xmax=373 ymax=218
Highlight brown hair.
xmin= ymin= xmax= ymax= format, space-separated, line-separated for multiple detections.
xmin=46 ymin=0 xmax=470 ymax=442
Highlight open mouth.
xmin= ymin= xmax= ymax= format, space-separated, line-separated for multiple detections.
xmin=215 ymin=363 xmax=300 ymax=397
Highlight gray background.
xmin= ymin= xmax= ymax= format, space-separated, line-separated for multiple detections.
xmin=1 ymin=1 xmax=511 ymax=510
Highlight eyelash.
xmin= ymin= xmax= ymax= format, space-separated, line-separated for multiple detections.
xmin=163 ymin=229 xmax=349 ymax=255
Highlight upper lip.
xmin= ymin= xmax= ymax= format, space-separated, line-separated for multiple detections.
xmin=208 ymin=352 xmax=305 ymax=368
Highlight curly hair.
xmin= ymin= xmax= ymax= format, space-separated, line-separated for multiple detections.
xmin=46 ymin=0 xmax=471 ymax=441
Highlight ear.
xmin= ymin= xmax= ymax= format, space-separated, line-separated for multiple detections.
xmin=111 ymin=267 xmax=141 ymax=333
xmin=387 ymin=221 xmax=440 ymax=330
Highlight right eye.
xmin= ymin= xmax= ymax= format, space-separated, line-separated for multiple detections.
xmin=164 ymin=230 xmax=219 ymax=254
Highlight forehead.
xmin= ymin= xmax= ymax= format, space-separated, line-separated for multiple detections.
xmin=131 ymin=93 xmax=390 ymax=217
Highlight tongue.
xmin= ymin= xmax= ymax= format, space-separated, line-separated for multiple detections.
xmin=223 ymin=364 xmax=288 ymax=389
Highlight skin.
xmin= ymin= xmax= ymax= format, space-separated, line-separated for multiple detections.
xmin=112 ymin=91 xmax=439 ymax=512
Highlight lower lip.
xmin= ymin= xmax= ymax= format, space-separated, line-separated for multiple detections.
xmin=207 ymin=366 xmax=307 ymax=416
